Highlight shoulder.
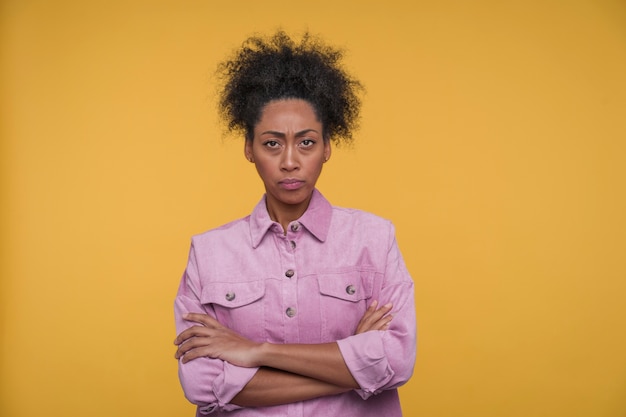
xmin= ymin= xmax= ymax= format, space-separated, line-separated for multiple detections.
xmin=191 ymin=215 xmax=251 ymax=247
xmin=332 ymin=205 xmax=393 ymax=227
xmin=330 ymin=205 xmax=395 ymax=239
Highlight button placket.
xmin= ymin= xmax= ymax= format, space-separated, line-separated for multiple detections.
xmin=274 ymin=226 xmax=299 ymax=335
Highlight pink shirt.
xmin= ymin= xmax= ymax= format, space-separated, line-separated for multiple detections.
xmin=174 ymin=190 xmax=416 ymax=416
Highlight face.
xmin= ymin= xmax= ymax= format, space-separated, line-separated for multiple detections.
xmin=245 ymin=99 xmax=331 ymax=220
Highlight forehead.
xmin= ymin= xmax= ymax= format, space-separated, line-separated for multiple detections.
xmin=256 ymin=99 xmax=322 ymax=128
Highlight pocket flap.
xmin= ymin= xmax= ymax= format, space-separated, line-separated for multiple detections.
xmin=318 ymin=271 xmax=371 ymax=302
xmin=201 ymin=281 xmax=265 ymax=308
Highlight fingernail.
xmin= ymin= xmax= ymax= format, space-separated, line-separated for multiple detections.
xmin=383 ymin=303 xmax=392 ymax=309
xmin=371 ymin=300 xmax=378 ymax=308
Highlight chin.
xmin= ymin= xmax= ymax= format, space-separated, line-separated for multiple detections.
xmin=273 ymin=188 xmax=312 ymax=206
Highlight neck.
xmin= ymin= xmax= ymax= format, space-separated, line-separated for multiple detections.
xmin=266 ymin=194 xmax=313 ymax=234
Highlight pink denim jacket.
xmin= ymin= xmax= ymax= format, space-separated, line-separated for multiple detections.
xmin=175 ymin=189 xmax=416 ymax=416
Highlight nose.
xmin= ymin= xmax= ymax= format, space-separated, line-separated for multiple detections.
xmin=280 ymin=144 xmax=300 ymax=171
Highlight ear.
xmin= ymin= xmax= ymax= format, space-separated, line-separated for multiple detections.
xmin=323 ymin=140 xmax=331 ymax=162
xmin=244 ymin=140 xmax=254 ymax=163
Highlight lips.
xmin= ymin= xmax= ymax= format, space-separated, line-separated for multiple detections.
xmin=279 ymin=178 xmax=305 ymax=190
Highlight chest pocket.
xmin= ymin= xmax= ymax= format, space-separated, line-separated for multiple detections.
xmin=316 ymin=270 xmax=374 ymax=340
xmin=200 ymin=280 xmax=265 ymax=339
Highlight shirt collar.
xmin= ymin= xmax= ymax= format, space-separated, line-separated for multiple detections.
xmin=249 ymin=189 xmax=332 ymax=248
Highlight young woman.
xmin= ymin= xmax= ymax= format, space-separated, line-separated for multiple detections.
xmin=174 ymin=31 xmax=416 ymax=416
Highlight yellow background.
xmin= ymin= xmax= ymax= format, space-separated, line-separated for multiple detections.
xmin=2 ymin=0 xmax=625 ymax=416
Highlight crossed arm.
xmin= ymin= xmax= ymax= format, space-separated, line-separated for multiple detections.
xmin=174 ymin=300 xmax=393 ymax=407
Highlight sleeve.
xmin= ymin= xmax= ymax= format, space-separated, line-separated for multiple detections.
xmin=336 ymin=223 xmax=417 ymax=399
xmin=174 ymin=240 xmax=258 ymax=414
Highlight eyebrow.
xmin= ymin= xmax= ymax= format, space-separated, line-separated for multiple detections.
xmin=260 ymin=129 xmax=320 ymax=138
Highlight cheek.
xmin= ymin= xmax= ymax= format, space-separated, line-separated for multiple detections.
xmin=309 ymin=160 xmax=325 ymax=178
xmin=254 ymin=160 xmax=275 ymax=182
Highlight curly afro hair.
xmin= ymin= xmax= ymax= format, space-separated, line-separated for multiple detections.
xmin=217 ymin=30 xmax=363 ymax=144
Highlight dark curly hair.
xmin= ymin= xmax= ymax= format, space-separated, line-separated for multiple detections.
xmin=217 ymin=30 xmax=363 ymax=144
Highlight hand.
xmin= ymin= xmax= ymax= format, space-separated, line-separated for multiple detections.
xmin=355 ymin=300 xmax=393 ymax=335
xmin=174 ymin=313 xmax=262 ymax=367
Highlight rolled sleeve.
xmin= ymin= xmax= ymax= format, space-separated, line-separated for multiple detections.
xmin=337 ymin=331 xmax=392 ymax=398
xmin=174 ymin=243 xmax=258 ymax=413
xmin=337 ymin=226 xmax=417 ymax=399
xmin=337 ymin=292 xmax=415 ymax=400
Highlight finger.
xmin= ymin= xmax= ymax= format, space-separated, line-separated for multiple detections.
xmin=177 ymin=333 xmax=236 ymax=363
xmin=355 ymin=303 xmax=394 ymax=334
xmin=175 ymin=336 xmax=212 ymax=359
xmin=174 ymin=325 xmax=214 ymax=345
xmin=359 ymin=300 xmax=381 ymax=323
xmin=363 ymin=313 xmax=394 ymax=333
xmin=179 ymin=345 xmax=216 ymax=363
xmin=368 ymin=300 xmax=379 ymax=311
xmin=379 ymin=302 xmax=393 ymax=312
xmin=375 ymin=314 xmax=394 ymax=330
xmin=371 ymin=303 xmax=393 ymax=320
xmin=362 ymin=303 xmax=393 ymax=325
xmin=181 ymin=346 xmax=213 ymax=363
xmin=175 ymin=331 xmax=222 ymax=359
xmin=174 ymin=314 xmax=223 ymax=345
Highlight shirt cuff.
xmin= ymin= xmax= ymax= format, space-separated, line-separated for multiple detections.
xmin=196 ymin=363 xmax=258 ymax=414
xmin=337 ymin=331 xmax=395 ymax=399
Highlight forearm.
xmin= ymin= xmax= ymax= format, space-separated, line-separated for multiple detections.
xmin=254 ymin=341 xmax=360 ymax=389
xmin=231 ymin=367 xmax=349 ymax=407
xmin=175 ymin=302 xmax=398 ymax=408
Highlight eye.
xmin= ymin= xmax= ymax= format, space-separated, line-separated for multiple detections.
xmin=263 ymin=140 xmax=280 ymax=149
xmin=299 ymin=139 xmax=316 ymax=148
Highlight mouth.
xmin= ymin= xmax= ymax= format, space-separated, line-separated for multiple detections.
xmin=279 ymin=178 xmax=305 ymax=190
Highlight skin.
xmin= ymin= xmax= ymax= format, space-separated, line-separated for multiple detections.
xmin=175 ymin=301 xmax=393 ymax=406
xmin=244 ymin=99 xmax=331 ymax=233
xmin=174 ymin=98 xmax=394 ymax=407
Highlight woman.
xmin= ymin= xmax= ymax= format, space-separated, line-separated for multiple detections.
xmin=174 ymin=31 xmax=416 ymax=416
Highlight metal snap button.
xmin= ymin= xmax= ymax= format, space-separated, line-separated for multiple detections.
xmin=346 ymin=285 xmax=356 ymax=295
xmin=290 ymin=222 xmax=301 ymax=232
xmin=225 ymin=292 xmax=235 ymax=301
xmin=286 ymin=307 xmax=296 ymax=318
xmin=290 ymin=240 xmax=296 ymax=249
xmin=285 ymin=269 xmax=295 ymax=278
